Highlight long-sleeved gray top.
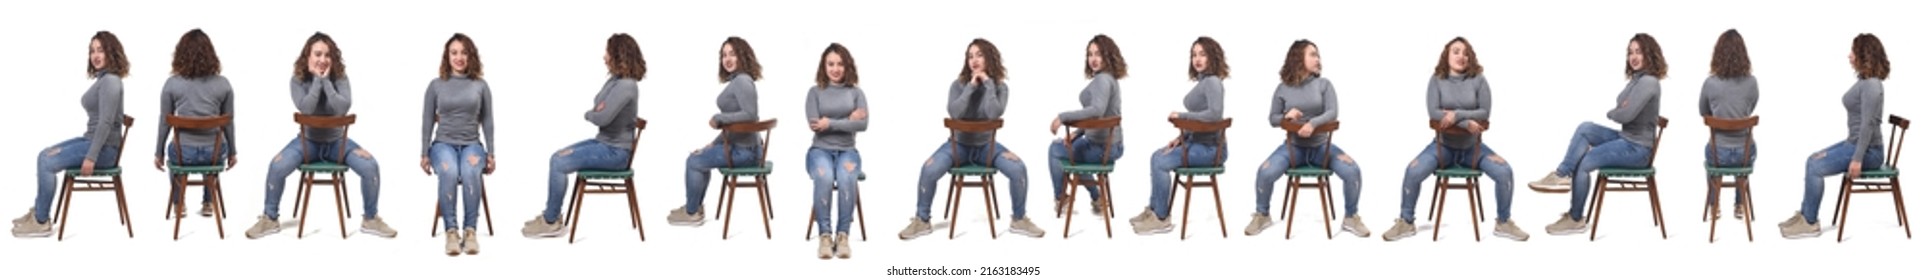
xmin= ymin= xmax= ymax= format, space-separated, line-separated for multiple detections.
xmin=1607 ymin=73 xmax=1663 ymax=148
xmin=1427 ymin=74 xmax=1493 ymax=149
xmin=291 ymin=76 xmax=352 ymax=142
xmin=420 ymin=74 xmax=496 ymax=156
xmin=948 ymin=79 xmax=1009 ymax=146
xmin=1177 ymin=75 xmax=1226 ymax=145
xmin=1057 ymin=73 xmax=1123 ymax=144
xmin=155 ymin=75 xmax=237 ymax=157
xmin=1270 ymin=76 xmax=1339 ymax=148
xmin=1843 ymin=78 xmax=1886 ymax=163
xmin=81 ymin=72 xmax=125 ymax=161
xmin=709 ymin=73 xmax=761 ymax=148
xmin=804 ymin=84 xmax=869 ymax=150
xmin=587 ymin=77 xmax=639 ymax=150
xmin=1697 ymin=75 xmax=1759 ymax=149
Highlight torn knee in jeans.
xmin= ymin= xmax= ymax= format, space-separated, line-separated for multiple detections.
xmin=1338 ymin=154 xmax=1354 ymax=164
xmin=816 ymin=167 xmax=829 ymax=177
xmin=466 ymin=155 xmax=480 ymax=166
xmin=43 ymin=147 xmax=60 ymax=158
xmin=1407 ymin=159 xmax=1418 ymax=168
xmin=439 ymin=162 xmax=454 ymax=172
xmin=1001 ymin=151 xmax=1022 ymax=162
xmin=1810 ymin=151 xmax=1826 ymax=161
xmin=1489 ymin=155 xmax=1507 ymax=164
xmin=273 ymin=154 xmax=285 ymax=163
xmin=556 ymin=148 xmax=573 ymax=158
xmin=842 ymin=162 xmax=857 ymax=172
xmin=1260 ymin=160 xmax=1272 ymax=170
xmin=923 ymin=157 xmax=935 ymax=167
xmin=354 ymin=149 xmax=373 ymax=159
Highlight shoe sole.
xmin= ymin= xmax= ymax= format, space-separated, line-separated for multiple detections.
xmin=445 ymin=249 xmax=459 ymax=256
xmin=1527 ymin=183 xmax=1573 ymax=193
xmin=1781 ymin=231 xmax=1821 ymax=239
xmin=1010 ymin=227 xmax=1045 ymax=238
xmin=247 ymin=227 xmax=283 ymax=239
xmin=1547 ymin=227 xmax=1587 ymax=235
xmin=524 ymin=229 xmax=567 ymax=238
xmin=465 ymin=248 xmax=479 ymax=255
xmin=1133 ymin=225 xmax=1173 ymax=235
xmin=1493 ymin=230 xmax=1529 ymax=241
xmin=898 ymin=228 xmax=933 ymax=240
xmin=12 ymin=231 xmax=53 ymax=238
xmin=1342 ymin=225 xmax=1370 ymax=237
xmin=359 ymin=227 xmax=398 ymax=238
xmin=667 ymin=219 xmax=706 ymax=226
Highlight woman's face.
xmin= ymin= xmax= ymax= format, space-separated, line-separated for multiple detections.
xmin=720 ymin=43 xmax=740 ymax=73
xmin=1626 ymin=40 xmax=1645 ymax=72
xmin=967 ymin=45 xmax=986 ymax=73
xmin=307 ymin=41 xmax=333 ymax=74
xmin=1086 ymin=43 xmax=1104 ymax=72
xmin=1848 ymin=51 xmax=1858 ymax=67
xmin=1190 ymin=43 xmax=1208 ymax=74
xmin=1447 ymin=41 xmax=1469 ymax=73
xmin=1302 ymin=45 xmax=1322 ymax=73
xmin=88 ymin=39 xmax=106 ymax=70
xmin=447 ymin=41 xmax=470 ymax=73
xmin=824 ymin=52 xmax=846 ymax=84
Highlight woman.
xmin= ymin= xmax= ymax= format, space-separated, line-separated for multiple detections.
xmin=1699 ymin=29 xmax=1759 ymax=221
xmin=248 ymin=32 xmax=393 ymax=240
xmin=1527 ymin=33 xmax=1666 ymax=236
xmin=12 ymin=31 xmax=129 ymax=238
xmin=902 ymin=38 xmax=1039 ymax=240
xmin=420 ymin=33 xmax=496 ymax=256
xmin=1247 ymin=39 xmax=1370 ymax=238
xmin=666 ymin=36 xmax=763 ymax=226
xmin=1139 ymin=36 xmax=1229 ymax=235
xmin=1382 ymin=37 xmax=1525 ymax=242
xmin=154 ymin=28 xmax=238 ymax=220
xmin=523 ymin=33 xmax=644 ymax=239
xmin=804 ymin=43 xmax=868 ymax=259
xmin=1050 ymin=34 xmax=1127 ymax=218
xmin=1781 ymin=33 xmax=1889 ymax=239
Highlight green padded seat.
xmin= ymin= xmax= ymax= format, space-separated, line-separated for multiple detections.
xmin=1174 ymin=166 xmax=1225 ymax=175
xmin=1058 ymin=160 xmax=1114 ymax=174
xmin=63 ymin=167 xmax=122 ymax=177
xmin=1597 ymin=168 xmax=1656 ymax=177
xmin=857 ymin=172 xmax=866 ymax=181
xmin=577 ymin=169 xmax=634 ymax=179
xmin=1703 ymin=164 xmax=1753 ymax=176
xmin=1284 ymin=166 xmax=1332 ymax=176
xmin=718 ymin=161 xmax=773 ymax=175
xmin=949 ymin=165 xmax=997 ymax=175
xmin=1434 ymin=167 xmax=1483 ymax=178
xmin=1857 ymin=168 xmax=1899 ymax=179
xmin=298 ymin=162 xmax=349 ymax=172
xmin=167 ymin=164 xmax=225 ymax=175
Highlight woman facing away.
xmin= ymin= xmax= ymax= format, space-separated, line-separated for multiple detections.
xmin=247 ymin=32 xmax=393 ymax=240
xmin=420 ymin=33 xmax=497 ymax=256
xmin=1245 ymin=39 xmax=1371 ymax=238
xmin=665 ymin=36 xmax=764 ymax=226
xmin=804 ymin=43 xmax=869 ymax=259
xmin=522 ymin=33 xmax=645 ymax=239
xmin=1050 ymin=34 xmax=1127 ymax=217
xmin=1137 ymin=36 xmax=1230 ymax=235
xmin=1780 ymin=33 xmax=1890 ymax=239
xmin=1699 ymin=29 xmax=1760 ymax=221
xmin=1527 ymin=33 xmax=1667 ymax=236
xmin=154 ymin=28 xmax=238 ymax=220
xmin=1382 ymin=37 xmax=1526 ymax=242
xmin=901 ymin=38 xmax=1041 ymax=240
xmin=13 ymin=31 xmax=129 ymax=238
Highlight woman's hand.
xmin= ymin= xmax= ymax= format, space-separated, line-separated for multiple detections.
xmin=484 ymin=155 xmax=496 ymax=174
xmin=420 ymin=156 xmax=433 ymax=175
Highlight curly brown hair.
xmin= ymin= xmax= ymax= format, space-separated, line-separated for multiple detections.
xmin=87 ymin=31 xmax=130 ymax=78
xmin=1851 ymin=33 xmax=1890 ymax=80
xmin=1190 ymin=36 xmax=1229 ymax=80
xmin=1433 ymin=37 xmax=1483 ymax=79
xmin=815 ymin=43 xmax=858 ymax=88
xmin=1085 ymin=34 xmax=1128 ymax=79
xmin=1625 ymin=33 xmax=1667 ymax=79
xmin=956 ymin=38 xmax=1006 ymax=83
xmin=1279 ymin=39 xmax=1319 ymax=87
xmin=293 ymin=32 xmax=346 ymax=81
xmin=1709 ymin=29 xmax=1750 ymax=79
xmin=606 ymin=33 xmax=647 ymax=80
xmin=439 ymin=33 xmax=483 ymax=80
xmin=172 ymin=29 xmax=221 ymax=78
xmin=717 ymin=36 xmax=762 ymax=82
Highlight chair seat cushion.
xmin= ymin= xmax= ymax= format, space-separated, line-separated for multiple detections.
xmin=1434 ymin=167 xmax=1483 ymax=178
xmin=718 ymin=161 xmax=774 ymax=175
xmin=1174 ymin=166 xmax=1225 ymax=175
xmin=1704 ymin=164 xmax=1753 ymax=176
xmin=1057 ymin=160 xmax=1113 ymax=174
xmin=578 ymin=169 xmax=634 ymax=179
xmin=1857 ymin=168 xmax=1899 ymax=179
xmin=949 ymin=165 xmax=998 ymax=175
xmin=168 ymin=164 xmax=225 ymax=174
xmin=1285 ymin=166 xmax=1332 ymax=176
xmin=63 ymin=167 xmax=122 ymax=177
xmin=857 ymin=172 xmax=866 ymax=181
xmin=1598 ymin=168 xmax=1655 ymax=177
xmin=299 ymin=162 xmax=349 ymax=172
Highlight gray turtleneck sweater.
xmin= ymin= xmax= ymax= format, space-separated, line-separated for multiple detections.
xmin=1844 ymin=78 xmax=1886 ymax=163
xmin=82 ymin=72 xmax=126 ymax=162
xmin=804 ymin=84 xmax=868 ymax=150
xmin=1608 ymin=73 xmax=1662 ymax=148
xmin=291 ymin=76 xmax=352 ymax=142
xmin=710 ymin=73 xmax=761 ymax=148
xmin=420 ymin=74 xmax=496 ymax=156
xmin=1058 ymin=73 xmax=1123 ymax=144
xmin=155 ymin=75 xmax=237 ymax=157
xmin=1178 ymin=75 xmax=1226 ymax=144
xmin=948 ymin=79 xmax=1008 ymax=146
xmin=1427 ymin=74 xmax=1492 ymax=149
xmin=1270 ymin=76 xmax=1339 ymax=147
xmin=1697 ymin=75 xmax=1759 ymax=149
xmin=586 ymin=77 xmax=639 ymax=150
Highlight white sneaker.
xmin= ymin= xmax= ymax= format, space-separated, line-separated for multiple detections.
xmin=1527 ymin=172 xmax=1573 ymax=192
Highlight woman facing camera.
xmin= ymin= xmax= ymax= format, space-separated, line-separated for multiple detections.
xmin=420 ymin=33 xmax=497 ymax=256
xmin=803 ymin=43 xmax=869 ymax=259
xmin=1527 ymin=33 xmax=1667 ymax=236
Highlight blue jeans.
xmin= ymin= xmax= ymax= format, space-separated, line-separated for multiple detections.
xmin=1254 ymin=142 xmax=1363 ymax=216
xmin=166 ymin=143 xmax=225 ymax=205
xmin=1801 ymin=141 xmax=1885 ymax=224
xmin=1704 ymin=143 xmax=1757 ymax=205
xmin=1556 ymin=122 xmax=1655 ymax=221
xmin=806 ymin=148 xmax=862 ymax=234
xmin=681 ymin=141 xmax=763 ymax=214
xmin=1047 ymin=136 xmax=1124 ymax=202
xmin=430 ymin=142 xmax=487 ymax=231
xmin=542 ymin=140 xmax=632 ymax=223
xmin=915 ymin=141 xmax=1030 ymax=221
xmin=1398 ymin=141 xmax=1515 ymax=223
xmin=1148 ymin=142 xmax=1225 ymax=219
xmin=263 ymin=137 xmax=382 ymax=221
xmin=31 ymin=138 xmax=121 ymax=223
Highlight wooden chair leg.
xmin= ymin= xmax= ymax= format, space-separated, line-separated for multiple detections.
xmin=757 ymin=176 xmax=773 ymax=239
xmin=721 ymin=175 xmax=738 ymax=240
xmin=294 ymin=173 xmax=308 ymax=222
xmin=1209 ymin=175 xmax=1228 ymax=238
xmin=429 ymin=198 xmax=441 ymax=237
xmin=1587 ymin=176 xmax=1607 ymax=241
xmin=1427 ymin=177 xmax=1443 ymax=221
xmin=297 ymin=173 xmax=317 ymax=239
xmin=1178 ymin=176 xmax=1193 ymax=240
xmin=1097 ymin=174 xmax=1115 ymax=238
xmin=567 ymin=178 xmax=588 ymax=244
xmin=1647 ymin=176 xmax=1668 ymax=239
xmin=1059 ymin=174 xmax=1079 ymax=239
xmin=1706 ymin=176 xmax=1719 ymax=243
xmin=855 ymin=187 xmax=868 ymax=241
xmin=170 ymin=175 xmax=190 ymax=240
xmin=209 ymin=175 xmax=227 ymax=239
xmin=114 ymin=176 xmax=134 ymax=238
xmin=1284 ymin=176 xmax=1301 ymax=239
xmin=942 ymin=179 xmax=955 ymax=220
xmin=981 ymin=179 xmax=999 ymax=239
xmin=334 ymin=181 xmax=348 ymax=239
xmin=338 ymin=173 xmax=351 ymax=219
xmin=1739 ymin=177 xmax=1756 ymax=242
xmin=1432 ymin=181 xmax=1447 ymax=241
xmin=55 ymin=178 xmax=77 ymax=241
xmin=1472 ymin=179 xmax=1487 ymax=222
xmin=1465 ymin=181 xmax=1482 ymax=242
xmin=1833 ymin=177 xmax=1848 ymax=225
xmin=1318 ymin=178 xmax=1334 ymax=239
xmin=627 ymin=178 xmax=644 ymax=241
xmin=947 ymin=178 xmax=963 ymax=239
xmin=1896 ymin=178 xmax=1912 ymax=238
xmin=989 ymin=176 xmax=1003 ymax=220
xmin=803 ymin=193 xmax=818 ymax=240
xmin=1837 ymin=179 xmax=1854 ymax=243
xmin=715 ymin=177 xmax=728 ymax=220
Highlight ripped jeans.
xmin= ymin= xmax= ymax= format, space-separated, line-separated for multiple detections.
xmin=263 ymin=137 xmax=381 ymax=221
xmin=430 ymin=142 xmax=487 ymax=231
xmin=806 ymin=147 xmax=862 ymax=235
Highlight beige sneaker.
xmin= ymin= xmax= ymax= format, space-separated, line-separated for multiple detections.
xmin=10 ymin=219 xmax=52 ymax=238
xmin=360 ymin=217 xmax=398 ymax=238
xmin=244 ymin=215 xmax=281 ymax=239
xmin=1733 ymin=203 xmax=1748 ymax=221
xmin=898 ymin=217 xmax=932 ymax=240
xmin=444 ymin=229 xmax=461 ymax=256
xmin=1778 ymin=212 xmax=1804 ymax=228
xmin=1009 ymin=218 xmax=1045 ymax=238
xmin=1779 ymin=213 xmax=1821 ymax=239
xmin=14 ymin=210 xmax=37 ymax=226
xmin=1544 ymin=213 xmax=1588 ymax=235
xmin=198 ymin=202 xmax=215 ymax=217
xmin=834 ymin=233 xmax=852 ymax=259
xmin=665 ymin=206 xmax=705 ymax=226
xmin=1132 ymin=215 xmax=1173 ymax=235
xmin=1244 ymin=213 xmax=1274 ymax=236
xmin=1089 ymin=200 xmax=1106 ymax=217
xmin=1493 ymin=221 xmax=1530 ymax=241
xmin=1382 ymin=219 xmax=1416 ymax=241
xmin=1341 ymin=215 xmax=1371 ymax=237
xmin=1709 ymin=204 xmax=1722 ymax=220
xmin=1527 ymin=172 xmax=1573 ymax=192
xmin=521 ymin=216 xmax=566 ymax=238
xmin=1128 ymin=207 xmax=1155 ymax=224
xmin=462 ymin=228 xmax=480 ymax=255
xmin=816 ymin=234 xmax=833 ymax=259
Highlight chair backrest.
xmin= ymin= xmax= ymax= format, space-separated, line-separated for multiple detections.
xmin=164 ymin=114 xmax=234 ymax=166
xmin=1430 ymin=119 xmax=1489 ymax=169
xmin=1701 ymin=115 xmax=1759 ymax=166
xmin=1886 ymin=115 xmax=1911 ymax=168
xmin=625 ymin=118 xmax=647 ymax=167
xmin=1279 ymin=120 xmax=1342 ymax=168
xmin=1063 ymin=116 xmax=1123 ymax=164
xmin=944 ymin=118 xmax=1005 ymax=168
xmin=111 ymin=115 xmax=134 ymax=167
xmin=1169 ymin=117 xmax=1233 ymax=166
xmin=1646 ymin=116 xmax=1671 ymax=166
xmin=720 ymin=119 xmax=778 ymax=167
xmin=294 ymin=113 xmax=358 ymax=163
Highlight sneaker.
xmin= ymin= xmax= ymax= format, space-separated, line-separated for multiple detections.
xmin=1493 ymin=221 xmax=1530 ymax=241
xmin=521 ymin=216 xmax=566 ymax=238
xmin=1778 ymin=212 xmax=1804 ymax=228
xmin=1341 ymin=215 xmax=1371 ymax=237
xmin=1733 ymin=203 xmax=1748 ymax=221
xmin=817 ymin=234 xmax=833 ymax=259
xmin=1779 ymin=213 xmax=1821 ymax=239
xmin=244 ymin=215 xmax=282 ymax=239
xmin=1544 ymin=213 xmax=1588 ymax=235
xmin=1054 ymin=196 xmax=1069 ymax=216
xmin=11 ymin=219 xmax=52 ymax=238
xmin=665 ymin=206 xmax=705 ymax=226
xmin=1009 ymin=218 xmax=1045 ymax=238
xmin=1128 ymin=207 xmax=1155 ymax=224
xmin=1381 ymin=219 xmax=1417 ymax=241
xmin=898 ymin=217 xmax=933 ymax=240
xmin=198 ymin=202 xmax=215 ymax=217
xmin=1709 ymin=204 xmax=1722 ymax=220
xmin=14 ymin=210 xmax=37 ymax=226
xmin=360 ymin=217 xmax=398 ymax=238
xmin=1089 ymin=200 xmax=1106 ymax=217
xmin=834 ymin=233 xmax=852 ymax=259
xmin=1132 ymin=216 xmax=1173 ymax=235
xmin=444 ymin=229 xmax=461 ymax=256
xmin=462 ymin=228 xmax=480 ymax=255
xmin=1527 ymin=172 xmax=1573 ymax=192
xmin=1243 ymin=213 xmax=1274 ymax=236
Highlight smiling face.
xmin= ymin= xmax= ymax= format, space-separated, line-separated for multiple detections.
xmin=307 ymin=41 xmax=332 ymax=74
xmin=89 ymin=39 xmax=106 ymax=70
xmin=1447 ymin=41 xmax=1469 ymax=74
xmin=1626 ymin=40 xmax=1644 ymax=72
xmin=1302 ymin=45 xmax=1322 ymax=74
xmin=720 ymin=43 xmax=740 ymax=73
xmin=967 ymin=45 xmax=986 ymax=73
xmin=1086 ymin=43 xmax=1104 ymax=72
xmin=824 ymin=52 xmax=846 ymax=84
xmin=447 ymin=40 xmax=469 ymax=74
xmin=1190 ymin=43 xmax=1208 ymax=74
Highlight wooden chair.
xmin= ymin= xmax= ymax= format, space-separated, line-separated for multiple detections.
xmin=562 ymin=118 xmax=648 ymax=244
xmin=803 ymin=172 xmax=867 ymax=241
xmin=51 ymin=115 xmax=136 ymax=241
xmin=1056 ymin=116 xmax=1122 ymax=239
xmin=1831 ymin=115 xmax=1912 ymax=242
xmin=161 ymin=114 xmax=233 ymax=240
xmin=1166 ymin=117 xmax=1232 ymax=240
xmin=1585 ymin=116 xmax=1671 ymax=241
xmin=287 ymin=113 xmax=358 ymax=239
xmin=427 ymin=115 xmax=497 ymax=237
xmin=1424 ymin=119 xmax=1492 ymax=241
xmin=1702 ymin=116 xmax=1759 ymax=243
xmin=940 ymin=118 xmax=1005 ymax=240
xmin=715 ymin=119 xmax=777 ymax=240
xmin=1276 ymin=120 xmax=1342 ymax=240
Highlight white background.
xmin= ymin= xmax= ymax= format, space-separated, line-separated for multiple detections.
xmin=2 ymin=0 xmax=1917 ymax=278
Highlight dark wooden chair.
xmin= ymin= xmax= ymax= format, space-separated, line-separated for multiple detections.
xmin=1276 ymin=120 xmax=1342 ymax=240
xmin=1166 ymin=117 xmax=1232 ymax=240
xmin=162 ymin=114 xmax=233 ymax=240
xmin=1586 ymin=116 xmax=1671 ymax=241
xmin=715 ymin=119 xmax=777 ymax=240
xmin=803 ymin=172 xmax=867 ymax=241
xmin=1424 ymin=119 xmax=1492 ymax=241
xmin=1702 ymin=116 xmax=1759 ymax=243
xmin=562 ymin=118 xmax=648 ymax=243
xmin=288 ymin=113 xmax=358 ymax=239
xmin=428 ymin=115 xmax=497 ymax=237
xmin=51 ymin=115 xmax=136 ymax=241
xmin=1056 ymin=116 xmax=1122 ymax=239
xmin=939 ymin=118 xmax=1005 ymax=240
xmin=1832 ymin=115 xmax=1912 ymax=242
